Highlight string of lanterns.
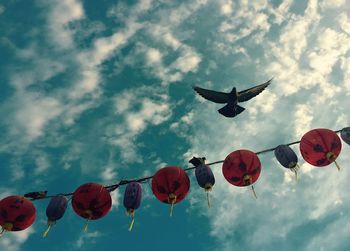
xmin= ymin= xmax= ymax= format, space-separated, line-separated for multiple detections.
xmin=0 ymin=127 xmax=349 ymax=237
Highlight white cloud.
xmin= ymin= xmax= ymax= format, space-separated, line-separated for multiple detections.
xmin=163 ymin=32 xmax=182 ymax=50
xmin=100 ymin=151 xmax=118 ymax=184
xmin=132 ymin=0 xmax=153 ymax=14
xmin=0 ymin=188 xmax=16 ymax=200
xmin=2 ymin=0 xmax=150 ymax=146
xmin=341 ymin=57 xmax=350 ymax=94
xmin=46 ymin=0 xmax=85 ymax=50
xmin=264 ymin=3 xmax=348 ymax=102
xmin=125 ymin=98 xmax=170 ymax=133
xmin=0 ymin=5 xmax=5 ymax=15
xmin=108 ymin=86 xmax=171 ymax=162
xmin=170 ymin=111 xmax=194 ymax=138
xmin=294 ymin=104 xmax=314 ymax=137
xmin=101 ymin=167 xmax=117 ymax=182
xmin=134 ymin=0 xmax=208 ymax=84
xmin=248 ymin=89 xmax=278 ymax=116
xmin=279 ymin=19 xmax=310 ymax=60
xmin=219 ymin=0 xmax=233 ymax=16
xmin=270 ymin=0 xmax=293 ymax=24
xmin=69 ymin=21 xmax=142 ymax=99
xmin=10 ymin=93 xmax=63 ymax=142
xmin=0 ymin=227 xmax=35 ymax=251
xmin=320 ymin=0 xmax=346 ymax=10
xmin=131 ymin=39 xmax=202 ymax=84
xmin=75 ymin=231 xmax=102 ymax=249
xmin=110 ymin=189 xmax=121 ymax=211
xmin=218 ymin=0 xmax=271 ymax=45
xmin=34 ymin=154 xmax=50 ymax=175
xmin=305 ymin=217 xmax=350 ymax=251
xmin=61 ymin=142 xmax=83 ymax=170
xmin=146 ymin=48 xmax=162 ymax=64
xmin=308 ymin=28 xmax=349 ymax=76
xmin=338 ymin=13 xmax=350 ymax=34
xmin=172 ymin=51 xmax=201 ymax=73
xmin=167 ymin=0 xmax=208 ymax=26
xmin=10 ymin=53 xmax=66 ymax=91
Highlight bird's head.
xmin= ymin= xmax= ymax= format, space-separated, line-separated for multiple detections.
xmin=230 ymin=87 xmax=237 ymax=94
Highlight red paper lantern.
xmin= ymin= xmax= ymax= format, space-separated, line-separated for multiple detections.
xmin=222 ymin=149 xmax=261 ymax=197
xmin=72 ymin=183 xmax=112 ymax=231
xmin=152 ymin=166 xmax=190 ymax=216
xmin=300 ymin=128 xmax=342 ymax=170
xmin=0 ymin=196 xmax=36 ymax=235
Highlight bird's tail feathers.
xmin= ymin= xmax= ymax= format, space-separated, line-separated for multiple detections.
xmin=218 ymin=105 xmax=245 ymax=118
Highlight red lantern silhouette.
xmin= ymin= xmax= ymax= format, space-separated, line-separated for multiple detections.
xmin=152 ymin=166 xmax=190 ymax=216
xmin=72 ymin=183 xmax=112 ymax=232
xmin=300 ymin=128 xmax=342 ymax=170
xmin=0 ymin=196 xmax=36 ymax=236
xmin=222 ymin=149 xmax=261 ymax=198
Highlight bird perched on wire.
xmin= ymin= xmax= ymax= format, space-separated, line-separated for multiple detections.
xmin=24 ymin=191 xmax=47 ymax=200
xmin=193 ymin=78 xmax=273 ymax=118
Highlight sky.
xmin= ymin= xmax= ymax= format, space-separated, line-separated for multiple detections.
xmin=0 ymin=0 xmax=350 ymax=250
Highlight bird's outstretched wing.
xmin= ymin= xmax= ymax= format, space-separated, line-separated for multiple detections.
xmin=193 ymin=86 xmax=229 ymax=104
xmin=237 ymin=78 xmax=272 ymax=102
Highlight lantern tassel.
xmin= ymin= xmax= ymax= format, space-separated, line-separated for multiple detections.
xmin=206 ymin=191 xmax=211 ymax=208
xmin=42 ymin=221 xmax=54 ymax=237
xmin=128 ymin=211 xmax=135 ymax=232
xmin=292 ymin=163 xmax=300 ymax=181
xmin=169 ymin=202 xmax=175 ymax=217
xmin=251 ymin=185 xmax=257 ymax=199
xmin=0 ymin=228 xmax=5 ymax=238
xmin=168 ymin=194 xmax=177 ymax=217
xmin=294 ymin=169 xmax=298 ymax=181
xmin=83 ymin=217 xmax=91 ymax=233
xmin=334 ymin=160 xmax=341 ymax=171
xmin=0 ymin=223 xmax=12 ymax=238
xmin=326 ymin=152 xmax=341 ymax=171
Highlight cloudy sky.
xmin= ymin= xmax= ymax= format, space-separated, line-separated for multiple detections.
xmin=0 ymin=0 xmax=350 ymax=250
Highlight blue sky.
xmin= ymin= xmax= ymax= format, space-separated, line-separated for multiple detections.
xmin=0 ymin=0 xmax=350 ymax=250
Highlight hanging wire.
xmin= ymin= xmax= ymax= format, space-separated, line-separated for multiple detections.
xmin=24 ymin=129 xmax=343 ymax=201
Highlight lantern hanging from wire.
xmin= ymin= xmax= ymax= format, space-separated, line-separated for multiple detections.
xmin=222 ymin=149 xmax=261 ymax=198
xmin=151 ymin=166 xmax=190 ymax=216
xmin=0 ymin=196 xmax=36 ymax=237
xmin=340 ymin=127 xmax=350 ymax=145
xmin=300 ymin=128 xmax=342 ymax=171
xmin=43 ymin=195 xmax=68 ymax=237
xmin=190 ymin=157 xmax=215 ymax=208
xmin=123 ymin=182 xmax=142 ymax=231
xmin=274 ymin=144 xmax=300 ymax=180
xmin=72 ymin=183 xmax=112 ymax=232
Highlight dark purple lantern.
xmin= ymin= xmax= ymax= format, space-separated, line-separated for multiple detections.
xmin=190 ymin=157 xmax=215 ymax=208
xmin=340 ymin=127 xmax=350 ymax=145
xmin=274 ymin=145 xmax=300 ymax=179
xmin=123 ymin=182 xmax=142 ymax=231
xmin=43 ymin=195 xmax=68 ymax=237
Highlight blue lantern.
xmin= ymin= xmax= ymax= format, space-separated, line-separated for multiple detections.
xmin=43 ymin=195 xmax=68 ymax=237
xmin=340 ymin=127 xmax=350 ymax=145
xmin=190 ymin=157 xmax=215 ymax=207
xmin=123 ymin=182 xmax=142 ymax=231
xmin=274 ymin=145 xmax=300 ymax=179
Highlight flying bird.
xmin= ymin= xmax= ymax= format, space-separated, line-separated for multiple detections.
xmin=193 ymin=78 xmax=273 ymax=118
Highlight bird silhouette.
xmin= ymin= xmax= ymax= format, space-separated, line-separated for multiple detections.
xmin=193 ymin=78 xmax=272 ymax=118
